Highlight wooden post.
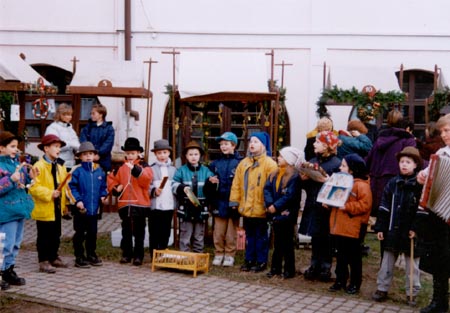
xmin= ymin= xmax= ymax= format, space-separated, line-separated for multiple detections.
xmin=274 ymin=60 xmax=293 ymax=155
xmin=71 ymin=56 xmax=79 ymax=76
xmin=143 ymin=58 xmax=158 ymax=161
xmin=266 ymin=49 xmax=275 ymax=155
xmin=399 ymin=63 xmax=404 ymax=91
xmin=323 ymin=62 xmax=327 ymax=89
xmin=275 ymin=60 xmax=293 ymax=89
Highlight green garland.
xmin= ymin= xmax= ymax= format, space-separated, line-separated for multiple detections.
xmin=429 ymin=87 xmax=450 ymax=122
xmin=316 ymin=85 xmax=406 ymax=121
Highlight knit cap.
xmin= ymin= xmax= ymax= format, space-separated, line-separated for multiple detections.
xmin=251 ymin=131 xmax=272 ymax=156
xmin=343 ymin=153 xmax=368 ymax=179
xmin=316 ymin=131 xmax=340 ymax=151
xmin=279 ymin=147 xmax=305 ymax=168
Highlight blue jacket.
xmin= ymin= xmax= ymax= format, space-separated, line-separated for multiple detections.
xmin=0 ymin=155 xmax=34 ymax=223
xmin=68 ymin=162 xmax=108 ymax=216
xmin=337 ymin=134 xmax=372 ymax=159
xmin=80 ymin=120 xmax=115 ymax=172
xmin=264 ymin=168 xmax=301 ymax=224
xmin=207 ymin=152 xmax=243 ymax=218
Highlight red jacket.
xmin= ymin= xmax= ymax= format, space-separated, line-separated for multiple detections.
xmin=329 ymin=178 xmax=372 ymax=239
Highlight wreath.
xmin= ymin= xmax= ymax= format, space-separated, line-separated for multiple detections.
xmin=32 ymin=98 xmax=49 ymax=119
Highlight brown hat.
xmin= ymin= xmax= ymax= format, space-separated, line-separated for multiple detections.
xmin=0 ymin=131 xmax=19 ymax=147
xmin=38 ymin=134 xmax=66 ymax=151
xmin=151 ymin=139 xmax=172 ymax=152
xmin=76 ymin=141 xmax=98 ymax=157
xmin=347 ymin=120 xmax=368 ymax=134
xmin=396 ymin=146 xmax=422 ymax=168
xmin=183 ymin=140 xmax=204 ymax=156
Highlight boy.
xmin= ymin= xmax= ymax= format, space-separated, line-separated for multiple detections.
xmin=0 ymin=131 xmax=35 ymax=289
xmin=149 ymin=139 xmax=176 ymax=257
xmin=417 ymin=113 xmax=450 ymax=313
xmin=29 ymin=134 xmax=69 ymax=273
xmin=230 ymin=131 xmax=278 ymax=272
xmin=207 ymin=132 xmax=242 ymax=267
xmin=172 ymin=141 xmax=214 ymax=253
xmin=372 ymin=146 xmax=423 ymax=306
xmin=108 ymin=137 xmax=153 ymax=265
xmin=80 ymin=103 xmax=115 ymax=173
xmin=68 ymin=141 xmax=108 ymax=268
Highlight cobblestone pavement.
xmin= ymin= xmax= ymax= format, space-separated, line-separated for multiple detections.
xmin=4 ymin=214 xmax=416 ymax=313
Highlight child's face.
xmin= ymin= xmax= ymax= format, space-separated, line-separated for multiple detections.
xmin=340 ymin=158 xmax=350 ymax=174
xmin=0 ymin=139 xmax=19 ymax=158
xmin=80 ymin=151 xmax=96 ymax=162
xmin=125 ymin=150 xmax=140 ymax=162
xmin=313 ymin=139 xmax=327 ymax=154
xmin=440 ymin=125 xmax=450 ymax=147
xmin=90 ymin=109 xmax=103 ymax=122
xmin=155 ymin=149 xmax=170 ymax=162
xmin=399 ymin=156 xmax=417 ymax=176
xmin=44 ymin=143 xmax=62 ymax=161
xmin=219 ymin=140 xmax=235 ymax=155
xmin=185 ymin=148 xmax=201 ymax=165
xmin=249 ymin=137 xmax=264 ymax=155
xmin=61 ymin=112 xmax=73 ymax=124
xmin=277 ymin=154 xmax=288 ymax=167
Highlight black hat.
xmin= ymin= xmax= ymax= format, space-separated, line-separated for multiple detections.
xmin=121 ymin=137 xmax=144 ymax=152
xmin=76 ymin=141 xmax=98 ymax=157
xmin=151 ymin=139 xmax=172 ymax=152
xmin=182 ymin=140 xmax=204 ymax=156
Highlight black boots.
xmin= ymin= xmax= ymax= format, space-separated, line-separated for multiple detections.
xmin=0 ymin=279 xmax=9 ymax=290
xmin=2 ymin=265 xmax=26 ymax=286
xmin=421 ymin=277 xmax=449 ymax=313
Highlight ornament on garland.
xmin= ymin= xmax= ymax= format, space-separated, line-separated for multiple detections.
xmin=32 ymin=77 xmax=50 ymax=119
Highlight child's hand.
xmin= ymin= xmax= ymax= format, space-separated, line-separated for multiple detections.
xmin=76 ymin=201 xmax=85 ymax=210
xmin=409 ymin=230 xmax=416 ymax=239
xmin=300 ymin=173 xmax=309 ymax=181
xmin=125 ymin=162 xmax=134 ymax=169
xmin=101 ymin=197 xmax=108 ymax=204
xmin=377 ymin=232 xmax=384 ymax=241
xmin=155 ymin=188 xmax=162 ymax=197
xmin=52 ymin=190 xmax=61 ymax=199
xmin=184 ymin=186 xmax=191 ymax=193
xmin=29 ymin=167 xmax=39 ymax=179
xmin=266 ymin=205 xmax=276 ymax=214
xmin=115 ymin=184 xmax=123 ymax=192
xmin=322 ymin=204 xmax=329 ymax=209
xmin=209 ymin=175 xmax=219 ymax=184
xmin=10 ymin=171 xmax=20 ymax=183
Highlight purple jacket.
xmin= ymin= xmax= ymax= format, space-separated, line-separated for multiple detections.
xmin=365 ymin=127 xmax=416 ymax=178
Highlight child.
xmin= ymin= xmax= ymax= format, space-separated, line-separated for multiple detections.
xmin=80 ymin=103 xmax=115 ymax=173
xmin=372 ymin=146 xmax=423 ymax=305
xmin=172 ymin=141 xmax=214 ymax=253
xmin=264 ymin=146 xmax=303 ymax=278
xmin=207 ymin=132 xmax=243 ymax=267
xmin=149 ymin=139 xmax=176 ymax=257
xmin=230 ymin=131 xmax=278 ymax=272
xmin=327 ymin=154 xmax=371 ymax=294
xmin=68 ymin=141 xmax=108 ymax=268
xmin=108 ymin=137 xmax=153 ymax=266
xmin=0 ymin=131 xmax=35 ymax=289
xmin=337 ymin=119 xmax=372 ymax=159
xmin=29 ymin=134 xmax=69 ymax=273
xmin=417 ymin=113 xmax=450 ymax=313
xmin=299 ymin=131 xmax=341 ymax=281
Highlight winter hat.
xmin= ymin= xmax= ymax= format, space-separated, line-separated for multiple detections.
xmin=76 ymin=141 xmax=98 ymax=157
xmin=316 ymin=131 xmax=340 ymax=151
xmin=121 ymin=137 xmax=144 ymax=152
xmin=183 ymin=140 xmax=204 ymax=156
xmin=216 ymin=132 xmax=238 ymax=145
xmin=347 ymin=120 xmax=368 ymax=134
xmin=279 ymin=147 xmax=305 ymax=168
xmin=151 ymin=139 xmax=172 ymax=152
xmin=343 ymin=153 xmax=368 ymax=179
xmin=396 ymin=146 xmax=422 ymax=169
xmin=38 ymin=134 xmax=66 ymax=151
xmin=0 ymin=131 xmax=19 ymax=147
xmin=251 ymin=131 xmax=272 ymax=156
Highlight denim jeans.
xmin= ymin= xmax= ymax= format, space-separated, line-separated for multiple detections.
xmin=0 ymin=218 xmax=25 ymax=271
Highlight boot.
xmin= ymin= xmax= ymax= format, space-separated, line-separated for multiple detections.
xmin=2 ymin=265 xmax=25 ymax=286
xmin=0 ymin=279 xmax=9 ymax=291
xmin=420 ymin=276 xmax=449 ymax=313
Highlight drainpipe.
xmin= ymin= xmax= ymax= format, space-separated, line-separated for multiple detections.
xmin=124 ymin=0 xmax=139 ymax=121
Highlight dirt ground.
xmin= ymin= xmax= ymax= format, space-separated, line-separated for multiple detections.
xmin=0 ymin=294 xmax=83 ymax=313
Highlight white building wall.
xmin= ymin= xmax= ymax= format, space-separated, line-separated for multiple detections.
xmin=2 ymin=0 xmax=450 ymax=157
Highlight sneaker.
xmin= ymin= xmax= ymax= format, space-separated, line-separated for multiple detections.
xmin=120 ymin=256 xmax=132 ymax=264
xmin=212 ymin=255 xmax=224 ymax=266
xmin=345 ymin=285 xmax=359 ymax=295
xmin=87 ymin=256 xmax=103 ymax=267
xmin=51 ymin=257 xmax=68 ymax=268
xmin=372 ymin=290 xmax=388 ymax=302
xmin=74 ymin=258 xmax=91 ymax=269
xmin=39 ymin=261 xmax=56 ymax=273
xmin=222 ymin=256 xmax=235 ymax=267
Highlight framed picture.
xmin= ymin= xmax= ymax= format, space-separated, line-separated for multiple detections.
xmin=317 ymin=172 xmax=353 ymax=207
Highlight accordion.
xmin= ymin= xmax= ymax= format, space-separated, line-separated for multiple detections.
xmin=419 ymin=154 xmax=450 ymax=223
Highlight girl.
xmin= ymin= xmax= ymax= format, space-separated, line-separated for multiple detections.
xmin=328 ymin=154 xmax=371 ymax=294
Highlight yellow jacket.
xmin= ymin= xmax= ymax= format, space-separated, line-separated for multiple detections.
xmin=29 ymin=158 xmax=68 ymax=221
xmin=229 ymin=154 xmax=277 ymax=218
